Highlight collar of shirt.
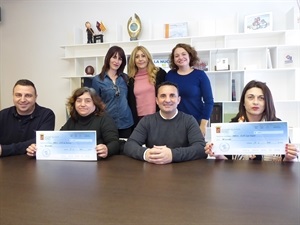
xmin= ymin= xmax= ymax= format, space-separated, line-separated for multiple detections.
xmin=159 ymin=109 xmax=178 ymax=120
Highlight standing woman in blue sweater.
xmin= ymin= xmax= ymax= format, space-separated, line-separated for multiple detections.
xmin=166 ymin=43 xmax=214 ymax=137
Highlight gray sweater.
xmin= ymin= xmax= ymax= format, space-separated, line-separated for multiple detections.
xmin=124 ymin=111 xmax=207 ymax=162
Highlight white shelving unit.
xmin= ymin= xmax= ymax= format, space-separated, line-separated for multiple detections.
xmin=61 ymin=30 xmax=300 ymax=142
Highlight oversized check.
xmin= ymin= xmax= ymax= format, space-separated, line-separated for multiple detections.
xmin=211 ymin=121 xmax=288 ymax=155
xmin=36 ymin=131 xmax=97 ymax=161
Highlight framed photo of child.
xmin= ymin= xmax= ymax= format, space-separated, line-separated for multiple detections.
xmin=244 ymin=12 xmax=273 ymax=33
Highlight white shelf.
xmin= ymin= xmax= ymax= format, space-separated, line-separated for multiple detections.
xmin=61 ymin=30 xmax=300 ymax=131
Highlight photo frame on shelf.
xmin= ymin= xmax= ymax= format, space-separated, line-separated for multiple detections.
xmin=281 ymin=50 xmax=298 ymax=68
xmin=215 ymin=58 xmax=230 ymax=71
xmin=244 ymin=12 xmax=273 ymax=33
xmin=164 ymin=22 xmax=188 ymax=38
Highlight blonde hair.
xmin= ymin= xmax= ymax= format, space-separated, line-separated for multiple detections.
xmin=128 ymin=46 xmax=159 ymax=85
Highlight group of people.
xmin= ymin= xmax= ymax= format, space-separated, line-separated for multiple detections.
xmin=1 ymin=43 xmax=298 ymax=163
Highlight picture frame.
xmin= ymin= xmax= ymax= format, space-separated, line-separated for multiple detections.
xmin=164 ymin=22 xmax=188 ymax=38
xmin=215 ymin=58 xmax=230 ymax=71
xmin=244 ymin=12 xmax=273 ymax=33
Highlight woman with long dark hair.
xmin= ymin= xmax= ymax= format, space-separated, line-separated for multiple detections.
xmin=92 ymin=46 xmax=133 ymax=139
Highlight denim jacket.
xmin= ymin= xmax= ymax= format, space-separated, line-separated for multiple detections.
xmin=92 ymin=73 xmax=134 ymax=129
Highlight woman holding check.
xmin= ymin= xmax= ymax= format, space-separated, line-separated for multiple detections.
xmin=205 ymin=80 xmax=298 ymax=161
xmin=26 ymin=87 xmax=119 ymax=159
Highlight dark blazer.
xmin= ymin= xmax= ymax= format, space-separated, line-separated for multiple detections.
xmin=128 ymin=67 xmax=166 ymax=128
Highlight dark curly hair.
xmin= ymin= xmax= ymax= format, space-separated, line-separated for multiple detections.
xmin=67 ymin=87 xmax=106 ymax=120
xmin=168 ymin=43 xmax=200 ymax=70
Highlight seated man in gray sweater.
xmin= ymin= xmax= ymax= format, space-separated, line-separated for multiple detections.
xmin=124 ymin=81 xmax=207 ymax=164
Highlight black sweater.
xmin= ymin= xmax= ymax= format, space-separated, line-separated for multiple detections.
xmin=61 ymin=113 xmax=119 ymax=157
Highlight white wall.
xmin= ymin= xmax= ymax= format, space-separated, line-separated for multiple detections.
xmin=0 ymin=0 xmax=298 ymax=129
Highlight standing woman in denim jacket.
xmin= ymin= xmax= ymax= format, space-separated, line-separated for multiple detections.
xmin=92 ymin=46 xmax=134 ymax=139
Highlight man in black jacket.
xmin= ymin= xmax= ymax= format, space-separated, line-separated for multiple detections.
xmin=0 ymin=79 xmax=55 ymax=157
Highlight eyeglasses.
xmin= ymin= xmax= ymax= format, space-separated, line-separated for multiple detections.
xmin=113 ymin=85 xmax=120 ymax=96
